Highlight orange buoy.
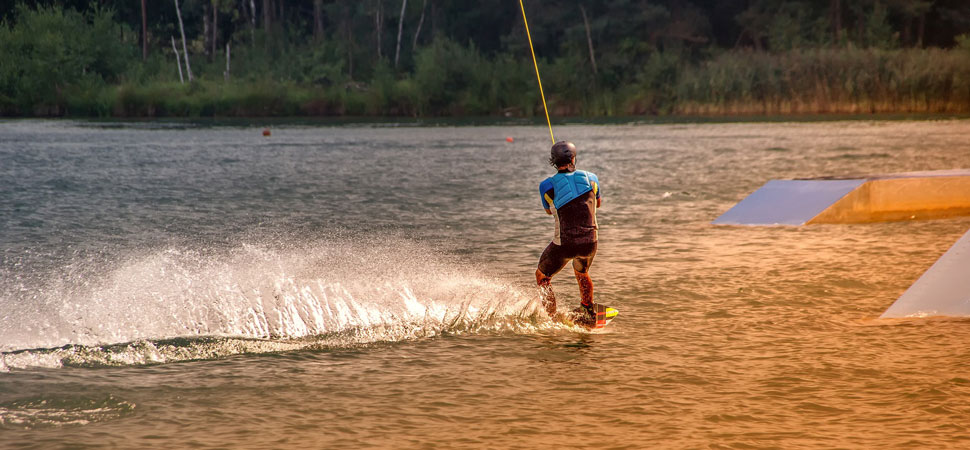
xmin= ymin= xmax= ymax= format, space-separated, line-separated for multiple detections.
xmin=506 ymin=136 xmax=514 ymax=143
xmin=262 ymin=128 xmax=271 ymax=137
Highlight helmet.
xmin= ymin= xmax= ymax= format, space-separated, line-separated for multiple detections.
xmin=550 ymin=141 xmax=577 ymax=167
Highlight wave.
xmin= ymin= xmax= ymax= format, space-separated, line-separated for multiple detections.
xmin=0 ymin=238 xmax=560 ymax=370
xmin=0 ymin=394 xmax=135 ymax=429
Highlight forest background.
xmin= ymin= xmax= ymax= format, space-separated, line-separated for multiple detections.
xmin=3 ymin=0 xmax=970 ymax=118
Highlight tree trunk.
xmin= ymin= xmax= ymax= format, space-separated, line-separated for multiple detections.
xmin=412 ymin=0 xmax=426 ymax=52
xmin=174 ymin=0 xmax=193 ymax=81
xmin=263 ymin=0 xmax=272 ymax=35
xmin=313 ymin=0 xmax=324 ymax=41
xmin=348 ymin=19 xmax=355 ymax=79
xmin=431 ymin=0 xmax=436 ymax=38
xmin=212 ymin=0 xmax=219 ymax=60
xmin=278 ymin=0 xmax=284 ymax=30
xmin=203 ymin=2 xmax=211 ymax=61
xmin=831 ymin=0 xmax=842 ymax=44
xmin=395 ymin=0 xmax=408 ymax=67
xmin=375 ymin=0 xmax=384 ymax=59
xmin=854 ymin=3 xmax=864 ymax=45
xmin=171 ymin=36 xmax=184 ymax=84
xmin=580 ymin=5 xmax=597 ymax=75
xmin=249 ymin=0 xmax=256 ymax=47
xmin=917 ymin=13 xmax=926 ymax=48
xmin=141 ymin=0 xmax=148 ymax=60
xmin=224 ymin=42 xmax=231 ymax=81
xmin=903 ymin=19 xmax=912 ymax=46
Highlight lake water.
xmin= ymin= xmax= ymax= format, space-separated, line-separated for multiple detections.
xmin=2 ymin=119 xmax=970 ymax=448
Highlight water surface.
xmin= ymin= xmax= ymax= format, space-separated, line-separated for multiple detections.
xmin=2 ymin=119 xmax=970 ymax=448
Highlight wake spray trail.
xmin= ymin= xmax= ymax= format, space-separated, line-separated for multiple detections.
xmin=0 ymin=238 xmax=550 ymax=370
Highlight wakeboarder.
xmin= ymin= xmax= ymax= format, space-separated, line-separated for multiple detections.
xmin=535 ymin=141 xmax=602 ymax=323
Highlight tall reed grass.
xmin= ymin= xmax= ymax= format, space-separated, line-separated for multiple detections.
xmin=19 ymin=46 xmax=970 ymax=118
xmin=674 ymin=48 xmax=970 ymax=115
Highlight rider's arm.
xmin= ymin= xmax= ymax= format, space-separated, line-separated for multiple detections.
xmin=539 ymin=179 xmax=554 ymax=215
xmin=591 ymin=175 xmax=602 ymax=209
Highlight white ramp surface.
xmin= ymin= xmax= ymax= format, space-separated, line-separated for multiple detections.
xmin=882 ymin=228 xmax=970 ymax=318
xmin=713 ymin=179 xmax=865 ymax=225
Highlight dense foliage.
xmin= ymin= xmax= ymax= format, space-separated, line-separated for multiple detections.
xmin=2 ymin=0 xmax=970 ymax=117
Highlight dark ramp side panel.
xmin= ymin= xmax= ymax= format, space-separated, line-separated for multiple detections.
xmin=881 ymin=228 xmax=970 ymax=318
xmin=713 ymin=179 xmax=866 ymax=226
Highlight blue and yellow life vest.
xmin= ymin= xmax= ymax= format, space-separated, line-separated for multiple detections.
xmin=550 ymin=170 xmax=594 ymax=209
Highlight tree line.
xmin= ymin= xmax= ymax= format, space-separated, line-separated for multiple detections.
xmin=2 ymin=0 xmax=970 ymax=117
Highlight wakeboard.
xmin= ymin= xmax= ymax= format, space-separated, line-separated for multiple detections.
xmin=562 ymin=304 xmax=619 ymax=330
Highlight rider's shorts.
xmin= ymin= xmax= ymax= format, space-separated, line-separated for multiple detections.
xmin=537 ymin=241 xmax=597 ymax=277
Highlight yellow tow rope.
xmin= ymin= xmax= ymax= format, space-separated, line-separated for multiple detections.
xmin=519 ymin=0 xmax=555 ymax=144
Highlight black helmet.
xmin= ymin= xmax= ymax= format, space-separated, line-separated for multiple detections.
xmin=549 ymin=141 xmax=577 ymax=167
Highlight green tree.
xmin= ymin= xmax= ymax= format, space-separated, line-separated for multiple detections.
xmin=0 ymin=3 xmax=134 ymax=114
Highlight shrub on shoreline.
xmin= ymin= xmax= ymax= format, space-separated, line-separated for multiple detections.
xmin=3 ymin=3 xmax=970 ymax=118
xmin=15 ymin=45 xmax=970 ymax=119
xmin=675 ymin=48 xmax=970 ymax=115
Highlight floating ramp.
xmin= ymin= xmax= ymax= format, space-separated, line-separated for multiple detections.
xmin=881 ymin=228 xmax=970 ymax=318
xmin=714 ymin=169 xmax=970 ymax=225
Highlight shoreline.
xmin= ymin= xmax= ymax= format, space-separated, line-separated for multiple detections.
xmin=4 ymin=112 xmax=969 ymax=127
